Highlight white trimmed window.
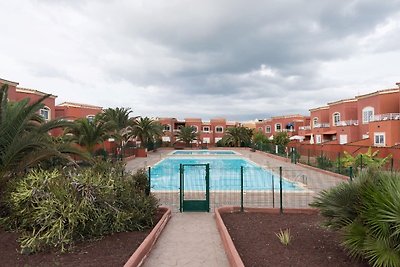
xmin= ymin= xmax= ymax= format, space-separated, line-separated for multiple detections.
xmin=87 ymin=115 xmax=95 ymax=123
xmin=258 ymin=127 xmax=263 ymax=132
xmin=203 ymin=126 xmax=210 ymax=132
xmin=313 ymin=117 xmax=318 ymax=128
xmin=275 ymin=123 xmax=281 ymax=132
xmin=40 ymin=106 xmax=50 ymax=121
xmin=163 ymin=124 xmax=171 ymax=131
xmin=266 ymin=125 xmax=271 ymax=133
xmin=215 ymin=126 xmax=224 ymax=133
xmin=362 ymin=107 xmax=374 ymax=124
xmin=316 ymin=134 xmax=322 ymax=144
xmin=191 ymin=125 xmax=198 ymax=132
xmin=374 ymin=132 xmax=385 ymax=146
xmin=333 ymin=112 xmax=340 ymax=126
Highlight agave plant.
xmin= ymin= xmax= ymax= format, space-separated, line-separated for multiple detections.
xmin=311 ymin=170 xmax=400 ymax=267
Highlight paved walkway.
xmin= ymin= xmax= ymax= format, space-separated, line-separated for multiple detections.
xmin=142 ymin=213 xmax=229 ymax=267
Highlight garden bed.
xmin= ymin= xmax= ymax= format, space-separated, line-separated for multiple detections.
xmin=0 ymin=207 xmax=170 ymax=267
xmin=218 ymin=208 xmax=369 ymax=267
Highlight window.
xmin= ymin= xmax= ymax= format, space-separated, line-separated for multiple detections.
xmin=203 ymin=126 xmax=210 ymax=132
xmin=191 ymin=125 xmax=198 ymax=132
xmin=163 ymin=124 xmax=171 ymax=131
xmin=339 ymin=134 xmax=348 ymax=144
xmin=258 ymin=127 xmax=263 ymax=132
xmin=266 ymin=125 xmax=271 ymax=133
xmin=275 ymin=123 xmax=281 ymax=132
xmin=316 ymin=135 xmax=322 ymax=144
xmin=374 ymin=133 xmax=385 ymax=146
xmin=40 ymin=107 xmax=50 ymax=121
xmin=333 ymin=112 xmax=340 ymax=126
xmin=87 ymin=115 xmax=95 ymax=123
xmin=313 ymin=117 xmax=318 ymax=128
xmin=362 ymin=107 xmax=374 ymax=124
xmin=215 ymin=126 xmax=223 ymax=133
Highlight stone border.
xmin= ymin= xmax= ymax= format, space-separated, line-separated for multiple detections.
xmin=124 ymin=207 xmax=172 ymax=267
xmin=215 ymin=206 xmax=318 ymax=267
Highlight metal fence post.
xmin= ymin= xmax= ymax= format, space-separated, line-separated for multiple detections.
xmin=391 ymin=158 xmax=394 ymax=173
xmin=349 ymin=166 xmax=353 ymax=182
xmin=271 ymin=174 xmax=275 ymax=208
xmin=279 ymin=166 xmax=283 ymax=214
xmin=337 ymin=152 xmax=341 ymax=174
xmin=307 ymin=149 xmax=310 ymax=165
xmin=179 ymin=164 xmax=183 ymax=212
xmin=240 ymin=166 xmax=244 ymax=212
xmin=147 ymin=166 xmax=151 ymax=196
xmin=360 ymin=154 xmax=363 ymax=172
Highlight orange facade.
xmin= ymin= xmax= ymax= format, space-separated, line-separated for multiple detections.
xmin=1 ymin=78 xmax=57 ymax=121
xmin=255 ymin=114 xmax=309 ymax=140
xmin=55 ymin=102 xmax=103 ymax=120
xmin=299 ymin=83 xmax=400 ymax=147
xmin=158 ymin=117 xmax=240 ymax=146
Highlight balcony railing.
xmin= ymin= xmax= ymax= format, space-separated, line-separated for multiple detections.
xmin=314 ymin=123 xmax=330 ymax=128
xmin=372 ymin=113 xmax=400 ymax=122
xmin=299 ymin=126 xmax=311 ymax=130
xmin=334 ymin=120 xmax=359 ymax=127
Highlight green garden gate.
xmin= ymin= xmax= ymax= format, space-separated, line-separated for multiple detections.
xmin=179 ymin=163 xmax=210 ymax=212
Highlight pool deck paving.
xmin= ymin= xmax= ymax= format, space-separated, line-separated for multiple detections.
xmin=141 ymin=212 xmax=229 ymax=267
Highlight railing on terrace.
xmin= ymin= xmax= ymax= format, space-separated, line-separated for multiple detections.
xmin=299 ymin=126 xmax=311 ymax=130
xmin=313 ymin=123 xmax=330 ymax=128
xmin=372 ymin=113 xmax=400 ymax=122
xmin=334 ymin=120 xmax=359 ymax=127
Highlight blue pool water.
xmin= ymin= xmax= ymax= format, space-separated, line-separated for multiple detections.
xmin=150 ymin=157 xmax=302 ymax=191
xmin=172 ymin=150 xmax=236 ymax=155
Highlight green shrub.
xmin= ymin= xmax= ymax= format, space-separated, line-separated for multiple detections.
xmin=1 ymin=161 xmax=158 ymax=253
xmin=311 ymin=170 xmax=400 ymax=267
xmin=316 ymin=155 xmax=333 ymax=170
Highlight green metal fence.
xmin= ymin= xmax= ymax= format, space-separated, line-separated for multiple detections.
xmin=147 ymin=163 xmax=353 ymax=212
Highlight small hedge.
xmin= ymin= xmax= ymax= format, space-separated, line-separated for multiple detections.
xmin=1 ymin=161 xmax=158 ymax=253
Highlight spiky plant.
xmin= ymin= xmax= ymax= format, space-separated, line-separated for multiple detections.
xmin=0 ymin=84 xmax=81 ymax=191
xmin=311 ymin=170 xmax=400 ymax=267
xmin=176 ymin=126 xmax=198 ymax=147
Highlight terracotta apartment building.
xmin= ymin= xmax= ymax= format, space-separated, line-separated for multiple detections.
xmin=157 ymin=117 xmax=240 ymax=146
xmin=254 ymin=114 xmax=310 ymax=140
xmin=299 ymin=82 xmax=400 ymax=147
xmin=1 ymin=78 xmax=57 ymax=122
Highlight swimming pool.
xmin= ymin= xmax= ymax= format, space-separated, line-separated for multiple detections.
xmin=171 ymin=150 xmax=237 ymax=155
xmin=150 ymin=157 xmax=302 ymax=191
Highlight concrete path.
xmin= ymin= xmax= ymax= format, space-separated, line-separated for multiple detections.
xmin=142 ymin=213 xmax=229 ymax=267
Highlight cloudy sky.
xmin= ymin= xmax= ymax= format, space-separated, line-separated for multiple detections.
xmin=1 ymin=0 xmax=400 ymax=120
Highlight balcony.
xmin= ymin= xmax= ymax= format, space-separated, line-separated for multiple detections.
xmin=299 ymin=126 xmax=311 ymax=130
xmin=372 ymin=113 xmax=400 ymax=122
xmin=334 ymin=120 xmax=359 ymax=127
xmin=313 ymin=123 xmax=330 ymax=128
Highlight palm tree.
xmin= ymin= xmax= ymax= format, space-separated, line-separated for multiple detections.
xmin=66 ymin=116 xmax=112 ymax=154
xmin=0 ymin=84 xmax=78 ymax=190
xmin=99 ymin=107 xmax=137 ymax=155
xmin=222 ymin=126 xmax=253 ymax=147
xmin=176 ymin=126 xmax=198 ymax=147
xmin=132 ymin=117 xmax=163 ymax=148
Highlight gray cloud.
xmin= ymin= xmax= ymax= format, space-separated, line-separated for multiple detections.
xmin=1 ymin=0 xmax=400 ymax=120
